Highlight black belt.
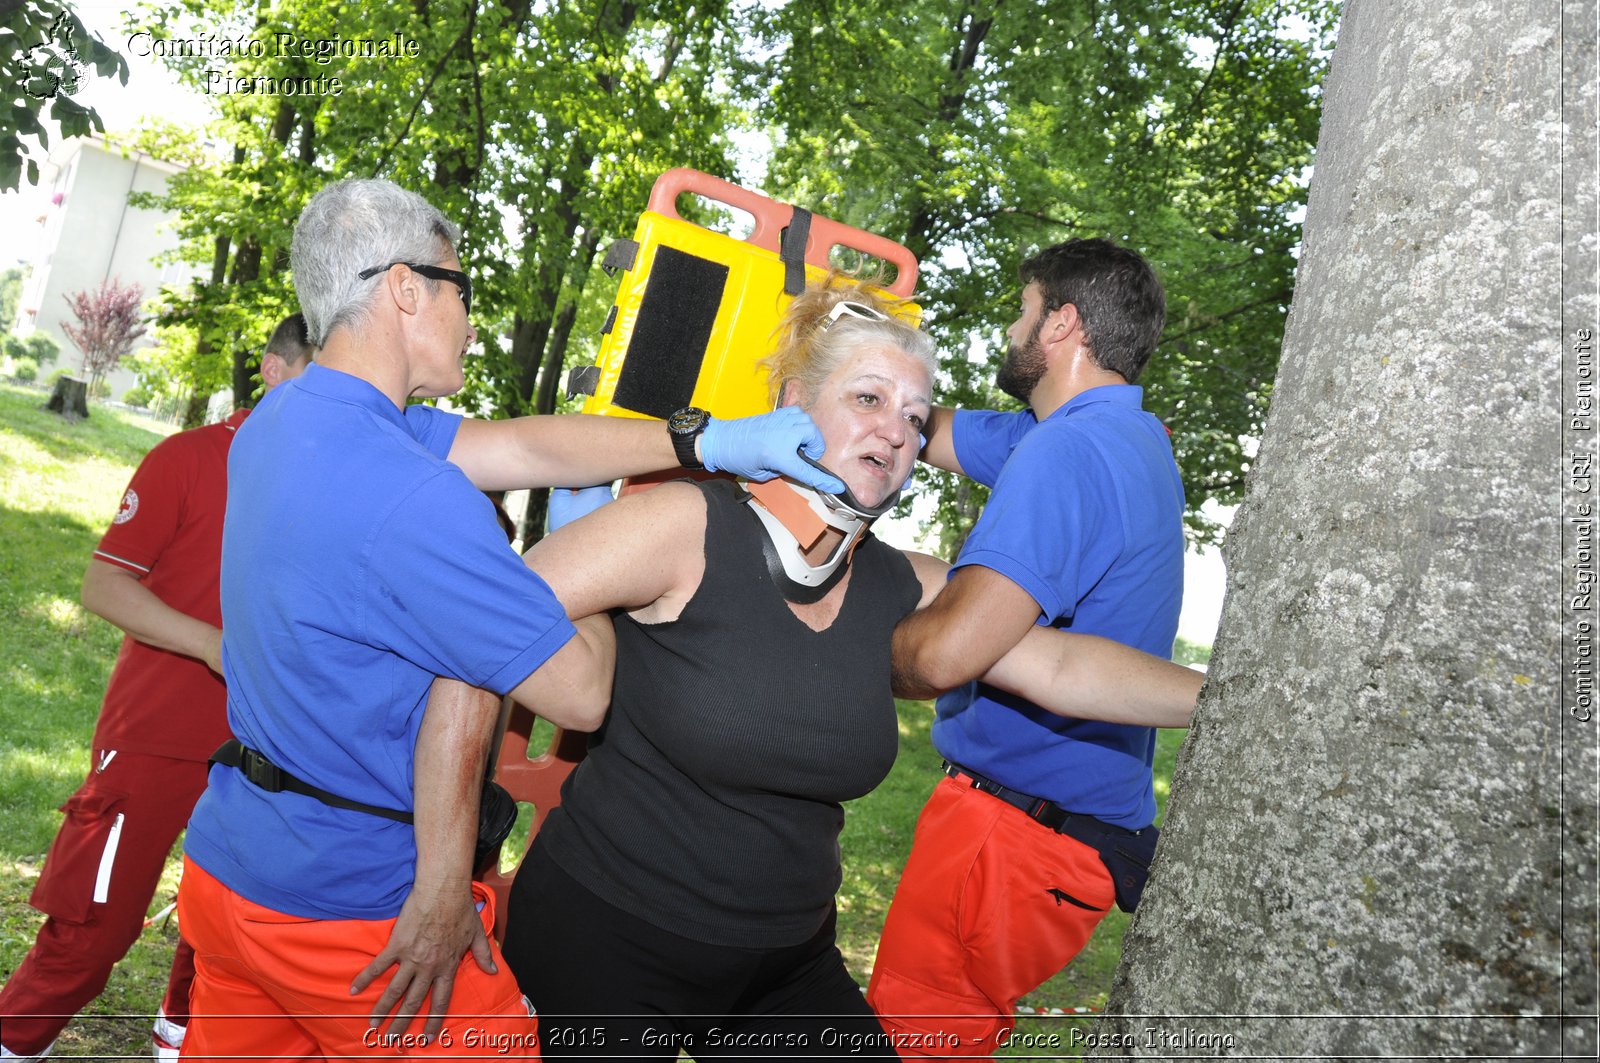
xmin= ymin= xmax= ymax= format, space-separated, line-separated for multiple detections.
xmin=210 ymin=739 xmax=413 ymax=824
xmin=941 ymin=761 xmax=1147 ymax=841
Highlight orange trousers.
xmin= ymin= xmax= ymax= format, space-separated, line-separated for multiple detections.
xmin=866 ymin=776 xmax=1114 ymax=1060
xmin=176 ymin=858 xmax=539 ymax=1059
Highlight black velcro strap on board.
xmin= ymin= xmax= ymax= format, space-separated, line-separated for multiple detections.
xmin=602 ymin=239 xmax=640 ymax=276
xmin=612 ymin=245 xmax=728 ymax=418
xmin=566 ymin=364 xmax=601 ymax=398
xmin=780 ymin=207 xmax=812 ymax=296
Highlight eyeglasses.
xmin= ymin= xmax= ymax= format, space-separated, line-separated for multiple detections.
xmin=358 ymin=262 xmax=473 ymax=316
xmin=821 ymin=300 xmax=891 ymax=329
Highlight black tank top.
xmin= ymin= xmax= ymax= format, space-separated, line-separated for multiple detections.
xmin=538 ymin=478 xmax=921 ymax=947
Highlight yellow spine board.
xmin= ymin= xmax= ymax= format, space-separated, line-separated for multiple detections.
xmin=584 ymin=211 xmax=921 ymax=423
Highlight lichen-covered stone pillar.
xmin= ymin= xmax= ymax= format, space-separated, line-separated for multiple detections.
xmin=1093 ymin=0 xmax=1596 ymax=1056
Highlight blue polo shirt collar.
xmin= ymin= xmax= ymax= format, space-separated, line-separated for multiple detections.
xmin=296 ymin=362 xmax=409 ymax=432
xmin=1050 ymin=383 xmax=1144 ymax=421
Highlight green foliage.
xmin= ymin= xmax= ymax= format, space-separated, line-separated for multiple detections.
xmin=115 ymin=365 xmax=188 ymax=420
xmin=752 ymin=0 xmax=1337 ymax=545
xmin=10 ymin=355 xmax=38 ymax=381
xmin=0 ymin=266 xmax=23 ymax=327
xmin=0 ymin=1 xmax=130 ymax=189
xmin=126 ymin=0 xmax=1333 ymax=544
xmin=43 ymin=365 xmax=70 ymax=387
xmin=124 ymin=2 xmax=732 ymax=425
xmin=447 ymin=0 xmax=745 ymax=424
xmin=125 ymin=321 xmax=228 ymax=417
xmin=1172 ymin=635 xmax=1213 ymax=668
xmin=24 ymin=329 xmax=60 ymax=366
xmin=2 ymin=331 xmax=55 ymax=366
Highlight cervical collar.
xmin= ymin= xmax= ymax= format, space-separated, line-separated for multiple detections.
xmin=744 ymin=461 xmax=903 ymax=604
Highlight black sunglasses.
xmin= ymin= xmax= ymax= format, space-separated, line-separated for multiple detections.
xmin=357 ymin=261 xmax=472 ymax=315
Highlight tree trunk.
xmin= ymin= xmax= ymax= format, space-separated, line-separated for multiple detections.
xmin=533 ymin=227 xmax=603 ymax=420
xmin=44 ymin=375 xmax=88 ymax=420
xmin=517 ymin=229 xmax=604 ymax=546
xmin=226 ymin=102 xmax=295 ymax=410
xmin=1094 ymin=1 xmax=1594 ymax=1057
xmin=180 ymin=391 xmax=209 ymax=429
xmin=226 ymin=237 xmax=265 ymax=409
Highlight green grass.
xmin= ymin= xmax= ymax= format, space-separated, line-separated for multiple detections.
xmin=1 ymin=382 xmax=183 ymax=1057
xmin=0 ymin=380 xmax=1207 ymax=1057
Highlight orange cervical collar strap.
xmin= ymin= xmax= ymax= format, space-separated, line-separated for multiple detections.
xmin=745 ymin=479 xmax=831 ymax=551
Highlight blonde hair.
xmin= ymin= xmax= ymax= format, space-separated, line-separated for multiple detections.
xmin=761 ymin=272 xmax=937 ymax=407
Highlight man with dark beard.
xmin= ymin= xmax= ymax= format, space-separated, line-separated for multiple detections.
xmin=872 ymin=237 xmax=1186 ymax=1055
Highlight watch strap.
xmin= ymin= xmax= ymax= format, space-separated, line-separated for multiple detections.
xmin=669 ymin=407 xmax=709 ymax=470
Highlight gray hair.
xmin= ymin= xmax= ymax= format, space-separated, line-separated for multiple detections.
xmin=290 ymin=179 xmax=461 ymax=346
xmin=784 ymin=317 xmax=938 ymax=407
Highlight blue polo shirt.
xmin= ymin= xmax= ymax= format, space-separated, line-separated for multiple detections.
xmin=932 ymin=385 xmax=1185 ymax=829
xmin=185 ymin=363 xmax=577 ymax=919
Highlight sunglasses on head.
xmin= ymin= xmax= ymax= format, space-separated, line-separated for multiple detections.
xmin=358 ymin=261 xmax=472 ymax=315
xmin=821 ymin=300 xmax=890 ymax=329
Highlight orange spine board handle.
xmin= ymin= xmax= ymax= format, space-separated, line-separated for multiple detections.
xmin=645 ymin=168 xmax=919 ymax=298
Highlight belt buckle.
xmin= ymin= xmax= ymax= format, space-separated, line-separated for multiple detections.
xmin=241 ymin=749 xmax=284 ymax=793
xmin=945 ymin=762 xmax=1005 ymax=801
xmin=943 ymin=761 xmax=979 ymax=789
xmin=971 ymin=775 xmax=1004 ymax=798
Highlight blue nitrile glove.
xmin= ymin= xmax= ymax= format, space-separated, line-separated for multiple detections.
xmin=901 ymin=435 xmax=928 ymax=492
xmin=698 ymin=407 xmax=848 ymax=494
xmin=547 ymin=484 xmax=615 ymax=533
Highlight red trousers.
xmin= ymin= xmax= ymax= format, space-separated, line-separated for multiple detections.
xmin=177 ymin=858 xmax=540 ymax=1059
xmin=0 ymin=752 xmax=204 ymax=1055
xmin=866 ymin=776 xmax=1114 ymax=1060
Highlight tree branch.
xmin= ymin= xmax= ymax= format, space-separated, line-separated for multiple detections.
xmin=1159 ymin=290 xmax=1292 ymax=348
xmin=1170 ymin=0 xmax=1247 ymax=140
xmin=372 ymin=18 xmax=479 ymax=176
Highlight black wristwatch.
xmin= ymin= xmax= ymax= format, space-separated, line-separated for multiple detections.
xmin=667 ymin=406 xmax=711 ymax=470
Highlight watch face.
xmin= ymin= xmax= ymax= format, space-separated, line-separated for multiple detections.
xmin=669 ymin=407 xmax=709 ymax=434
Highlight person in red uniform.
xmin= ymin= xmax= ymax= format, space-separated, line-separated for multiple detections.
xmin=0 ymin=314 xmax=314 ymax=1063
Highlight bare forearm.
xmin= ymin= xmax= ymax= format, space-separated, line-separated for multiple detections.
xmin=891 ymin=564 xmax=1046 ymax=701
xmin=453 ymin=415 xmax=677 ymax=491
xmin=355 ymin=678 xmax=501 ymax=1034
xmin=890 ymin=607 xmax=963 ymax=700
xmin=918 ymin=406 xmax=963 ymax=474
xmin=983 ymin=630 xmax=1203 ymax=728
xmin=81 ymin=560 xmax=221 ymax=672
xmin=412 ymin=679 xmax=497 ymax=896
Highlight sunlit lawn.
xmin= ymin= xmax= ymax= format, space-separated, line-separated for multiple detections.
xmin=0 ymin=382 xmax=183 ymax=1058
